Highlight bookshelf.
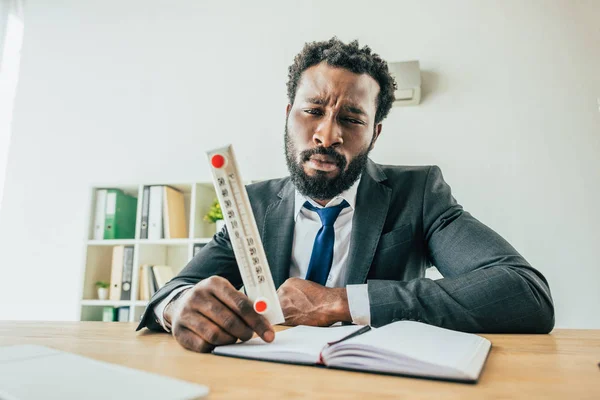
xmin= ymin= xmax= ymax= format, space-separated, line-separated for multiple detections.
xmin=79 ymin=181 xmax=232 ymax=323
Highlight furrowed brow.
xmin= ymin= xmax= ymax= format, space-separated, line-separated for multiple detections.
xmin=343 ymin=104 xmax=367 ymax=116
xmin=306 ymin=97 xmax=327 ymax=105
xmin=305 ymin=97 xmax=367 ymax=117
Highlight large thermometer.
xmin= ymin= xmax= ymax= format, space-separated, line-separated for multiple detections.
xmin=206 ymin=145 xmax=285 ymax=325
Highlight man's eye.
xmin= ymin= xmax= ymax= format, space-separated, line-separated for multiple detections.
xmin=345 ymin=118 xmax=363 ymax=125
xmin=304 ymin=109 xmax=322 ymax=116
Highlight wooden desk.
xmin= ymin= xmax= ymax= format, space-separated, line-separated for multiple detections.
xmin=0 ymin=322 xmax=598 ymax=399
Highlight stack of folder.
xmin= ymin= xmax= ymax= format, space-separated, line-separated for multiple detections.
xmin=95 ymin=244 xmax=136 ymax=322
xmin=138 ymin=265 xmax=175 ymax=301
xmin=93 ymin=189 xmax=137 ymax=240
xmin=102 ymin=306 xmax=129 ymax=322
xmin=140 ymin=186 xmax=188 ymax=240
xmin=109 ymin=245 xmax=134 ymax=301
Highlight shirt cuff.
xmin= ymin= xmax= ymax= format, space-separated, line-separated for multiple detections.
xmin=153 ymin=285 xmax=194 ymax=332
xmin=346 ymin=284 xmax=371 ymax=326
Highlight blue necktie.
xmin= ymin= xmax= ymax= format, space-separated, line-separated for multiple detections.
xmin=303 ymin=200 xmax=350 ymax=286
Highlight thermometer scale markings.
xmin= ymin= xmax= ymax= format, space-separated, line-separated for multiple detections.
xmin=219 ymin=172 xmax=257 ymax=287
xmin=227 ymin=172 xmax=262 ymax=287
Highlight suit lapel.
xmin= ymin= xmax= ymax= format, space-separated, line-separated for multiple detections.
xmin=262 ymin=179 xmax=295 ymax=289
xmin=346 ymin=159 xmax=391 ymax=284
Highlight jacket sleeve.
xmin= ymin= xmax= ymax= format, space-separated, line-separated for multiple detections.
xmin=367 ymin=165 xmax=555 ymax=333
xmin=136 ymin=227 xmax=240 ymax=332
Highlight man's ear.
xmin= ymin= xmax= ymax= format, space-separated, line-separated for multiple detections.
xmin=370 ymin=123 xmax=383 ymax=150
xmin=286 ymin=104 xmax=292 ymax=117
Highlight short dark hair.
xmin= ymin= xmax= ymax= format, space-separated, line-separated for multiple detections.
xmin=286 ymin=37 xmax=397 ymax=124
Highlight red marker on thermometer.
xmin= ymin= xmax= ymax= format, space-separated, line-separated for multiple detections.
xmin=211 ymin=154 xmax=225 ymax=169
xmin=253 ymin=298 xmax=268 ymax=314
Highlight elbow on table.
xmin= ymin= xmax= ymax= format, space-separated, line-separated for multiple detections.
xmin=520 ymin=291 xmax=555 ymax=334
xmin=497 ymin=280 xmax=555 ymax=334
xmin=534 ymin=301 xmax=555 ymax=334
xmin=516 ymin=269 xmax=556 ymax=334
xmin=493 ymin=302 xmax=555 ymax=334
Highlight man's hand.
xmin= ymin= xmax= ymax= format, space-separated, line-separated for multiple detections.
xmin=277 ymin=277 xmax=352 ymax=326
xmin=163 ymin=276 xmax=275 ymax=353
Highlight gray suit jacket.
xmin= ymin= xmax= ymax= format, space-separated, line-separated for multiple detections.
xmin=137 ymin=160 xmax=554 ymax=333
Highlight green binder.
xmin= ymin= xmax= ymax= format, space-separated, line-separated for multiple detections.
xmin=104 ymin=189 xmax=138 ymax=239
xmin=102 ymin=306 xmax=116 ymax=322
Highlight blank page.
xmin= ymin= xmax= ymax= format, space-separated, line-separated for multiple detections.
xmin=0 ymin=345 xmax=209 ymax=400
xmin=214 ymin=325 xmax=364 ymax=364
xmin=330 ymin=321 xmax=490 ymax=374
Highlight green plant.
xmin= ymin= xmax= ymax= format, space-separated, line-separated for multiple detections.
xmin=204 ymin=198 xmax=223 ymax=224
xmin=95 ymin=281 xmax=110 ymax=289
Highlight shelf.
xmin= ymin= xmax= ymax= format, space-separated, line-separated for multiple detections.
xmin=87 ymin=238 xmax=213 ymax=246
xmin=81 ymin=300 xmax=132 ymax=307
xmin=138 ymin=238 xmax=190 ymax=245
xmin=87 ymin=239 xmax=137 ymax=246
xmin=81 ymin=181 xmax=226 ymax=323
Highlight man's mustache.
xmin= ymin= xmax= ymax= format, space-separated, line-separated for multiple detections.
xmin=300 ymin=147 xmax=346 ymax=167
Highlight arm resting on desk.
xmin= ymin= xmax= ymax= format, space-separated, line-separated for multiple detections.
xmin=368 ymin=166 xmax=555 ymax=333
xmin=368 ymin=265 xmax=554 ymax=333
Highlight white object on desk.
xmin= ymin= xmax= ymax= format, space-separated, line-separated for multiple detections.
xmin=0 ymin=345 xmax=209 ymax=400
xmin=214 ymin=321 xmax=491 ymax=383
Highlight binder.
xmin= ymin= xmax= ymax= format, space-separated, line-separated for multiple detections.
xmin=93 ymin=189 xmax=107 ymax=240
xmin=117 ymin=307 xmax=130 ymax=322
xmin=120 ymin=246 xmax=134 ymax=300
xmin=140 ymin=186 xmax=150 ymax=239
xmin=104 ymin=189 xmax=138 ymax=239
xmin=140 ymin=264 xmax=157 ymax=298
xmin=163 ymin=186 xmax=187 ymax=239
xmin=149 ymin=266 xmax=158 ymax=296
xmin=102 ymin=306 xmax=116 ymax=322
xmin=151 ymin=266 xmax=175 ymax=289
xmin=109 ymin=246 xmax=125 ymax=301
xmin=148 ymin=186 xmax=164 ymax=240
xmin=138 ymin=265 xmax=150 ymax=301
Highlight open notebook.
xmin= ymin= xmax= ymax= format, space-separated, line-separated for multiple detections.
xmin=0 ymin=345 xmax=209 ymax=400
xmin=214 ymin=321 xmax=492 ymax=383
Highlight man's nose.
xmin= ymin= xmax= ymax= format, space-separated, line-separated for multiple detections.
xmin=312 ymin=117 xmax=343 ymax=148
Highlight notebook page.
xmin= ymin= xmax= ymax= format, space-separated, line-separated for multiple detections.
xmin=330 ymin=321 xmax=489 ymax=372
xmin=0 ymin=345 xmax=209 ymax=400
xmin=214 ymin=325 xmax=365 ymax=364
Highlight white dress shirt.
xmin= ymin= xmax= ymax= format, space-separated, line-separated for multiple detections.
xmin=153 ymin=178 xmax=371 ymax=331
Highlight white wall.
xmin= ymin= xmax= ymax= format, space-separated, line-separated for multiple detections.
xmin=0 ymin=0 xmax=598 ymax=327
xmin=0 ymin=0 xmax=24 ymax=215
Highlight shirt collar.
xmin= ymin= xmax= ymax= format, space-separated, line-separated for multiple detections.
xmin=294 ymin=176 xmax=361 ymax=221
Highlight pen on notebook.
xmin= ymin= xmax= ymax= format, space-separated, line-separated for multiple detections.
xmin=327 ymin=325 xmax=372 ymax=346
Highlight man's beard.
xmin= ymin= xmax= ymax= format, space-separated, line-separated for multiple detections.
xmin=284 ymin=124 xmax=373 ymax=201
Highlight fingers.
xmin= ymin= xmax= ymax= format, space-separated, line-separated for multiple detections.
xmin=175 ymin=326 xmax=214 ymax=353
xmin=171 ymin=276 xmax=276 ymax=354
xmin=199 ymin=293 xmax=255 ymax=342
xmin=208 ymin=278 xmax=275 ymax=343
xmin=175 ymin=313 xmax=237 ymax=352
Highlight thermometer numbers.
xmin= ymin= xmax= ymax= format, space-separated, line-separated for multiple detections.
xmin=215 ymin=166 xmax=267 ymax=288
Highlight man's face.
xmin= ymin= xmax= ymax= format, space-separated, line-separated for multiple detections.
xmin=284 ymin=62 xmax=382 ymax=201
